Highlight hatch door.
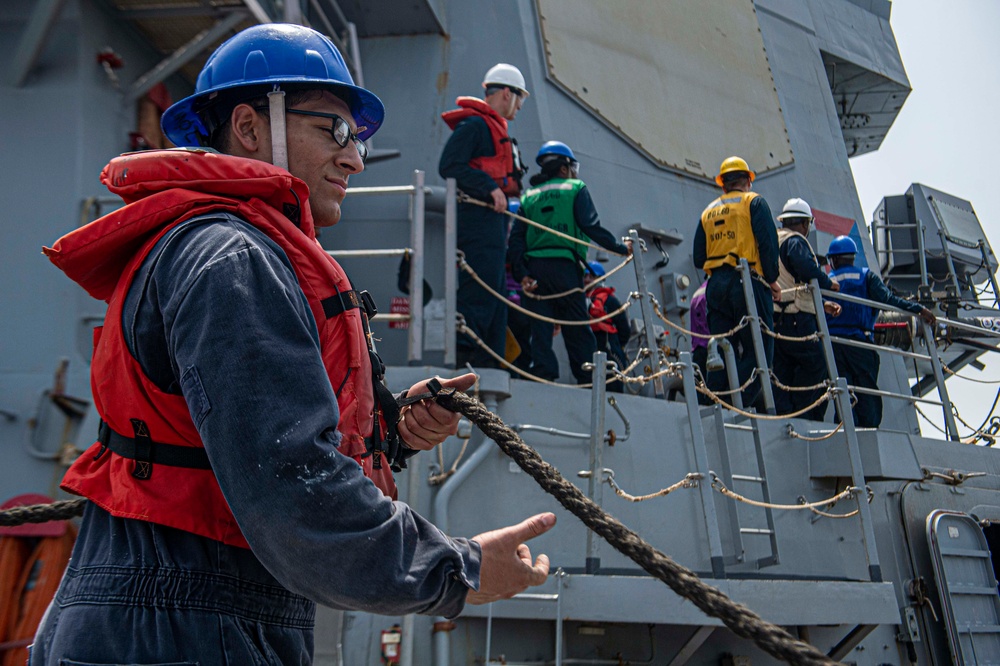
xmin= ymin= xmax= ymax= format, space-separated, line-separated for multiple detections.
xmin=926 ymin=510 xmax=1000 ymax=664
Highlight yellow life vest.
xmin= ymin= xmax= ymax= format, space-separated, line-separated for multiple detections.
xmin=774 ymin=227 xmax=817 ymax=314
xmin=699 ymin=191 xmax=760 ymax=274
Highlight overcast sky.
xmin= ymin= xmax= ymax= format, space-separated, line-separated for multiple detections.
xmin=849 ymin=0 xmax=1000 ymax=437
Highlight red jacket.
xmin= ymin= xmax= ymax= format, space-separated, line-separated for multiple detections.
xmin=588 ymin=286 xmax=618 ymax=334
xmin=442 ymin=96 xmax=524 ymax=196
xmin=44 ymin=149 xmax=396 ymax=548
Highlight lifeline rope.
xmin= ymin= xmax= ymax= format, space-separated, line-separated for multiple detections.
xmin=432 ymin=388 xmax=837 ymax=666
xmin=651 ymin=300 xmax=749 ymax=340
xmin=523 ymin=255 xmax=634 ymax=301
xmin=787 ymin=422 xmax=844 ymax=442
xmin=942 ymin=364 xmax=1000 ymax=385
xmin=696 ymin=383 xmax=832 ymax=421
xmin=605 ymin=472 xmax=703 ymax=502
xmin=457 ymin=193 xmax=626 ymax=256
xmin=458 ymin=255 xmax=636 ymax=327
xmin=769 ymin=372 xmax=830 ymax=394
xmin=710 ymin=473 xmax=859 ymax=511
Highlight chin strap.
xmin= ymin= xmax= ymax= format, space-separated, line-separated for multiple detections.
xmin=268 ymin=87 xmax=288 ymax=170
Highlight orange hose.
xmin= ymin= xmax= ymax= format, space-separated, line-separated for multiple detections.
xmin=0 ymin=526 xmax=76 ymax=666
xmin=0 ymin=537 xmax=31 ymax=644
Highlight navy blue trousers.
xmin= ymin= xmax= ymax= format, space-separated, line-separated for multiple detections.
xmin=31 ymin=503 xmax=314 ymax=665
xmin=523 ymin=257 xmax=597 ymax=384
xmin=833 ymin=340 xmax=882 ymax=427
xmin=456 ymin=203 xmax=507 ymax=367
xmin=705 ymin=267 xmax=774 ymax=410
xmin=772 ymin=312 xmax=828 ymax=421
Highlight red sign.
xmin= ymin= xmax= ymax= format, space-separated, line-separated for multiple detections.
xmin=389 ymin=297 xmax=410 ymax=329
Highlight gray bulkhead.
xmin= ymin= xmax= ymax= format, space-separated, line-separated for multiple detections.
xmin=2 ymin=0 xmax=1000 ymax=664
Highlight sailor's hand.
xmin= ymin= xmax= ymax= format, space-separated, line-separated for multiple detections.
xmin=830 ymin=281 xmax=841 ymax=292
xmin=823 ymin=301 xmax=842 ymax=317
xmin=770 ymin=282 xmax=782 ymax=302
xmin=625 ymin=239 xmax=633 ymax=256
xmin=490 ymin=187 xmax=507 ymax=213
xmin=521 ymin=276 xmax=538 ymax=293
xmin=397 ymin=373 xmax=477 ymax=451
xmin=919 ymin=307 xmax=937 ymax=326
xmin=467 ymin=513 xmax=555 ymax=604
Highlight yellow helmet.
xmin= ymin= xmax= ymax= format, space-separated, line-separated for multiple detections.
xmin=715 ymin=156 xmax=755 ymax=187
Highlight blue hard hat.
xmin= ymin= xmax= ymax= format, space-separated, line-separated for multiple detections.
xmin=827 ymin=235 xmax=858 ymax=256
xmin=587 ymin=261 xmax=606 ymax=277
xmin=536 ymin=140 xmax=577 ymax=166
xmin=162 ymin=24 xmax=384 ymax=147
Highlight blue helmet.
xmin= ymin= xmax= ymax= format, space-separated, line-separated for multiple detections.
xmin=162 ymin=24 xmax=384 ymax=147
xmin=536 ymin=140 xmax=577 ymax=166
xmin=587 ymin=261 xmax=606 ymax=277
xmin=827 ymin=235 xmax=858 ymax=256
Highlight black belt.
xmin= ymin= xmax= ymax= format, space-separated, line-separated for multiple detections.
xmin=96 ymin=419 xmax=212 ymax=480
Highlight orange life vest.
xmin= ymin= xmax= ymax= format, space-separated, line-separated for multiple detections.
xmin=587 ymin=286 xmax=618 ymax=334
xmin=442 ymin=96 xmax=525 ymax=196
xmin=44 ymin=149 xmax=397 ymax=549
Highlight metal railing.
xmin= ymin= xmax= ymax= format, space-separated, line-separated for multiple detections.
xmin=336 ymin=171 xmax=457 ymax=365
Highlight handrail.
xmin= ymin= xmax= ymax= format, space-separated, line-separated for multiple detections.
xmin=337 ymin=170 xmax=441 ymax=364
xmin=814 ymin=281 xmax=961 ymax=440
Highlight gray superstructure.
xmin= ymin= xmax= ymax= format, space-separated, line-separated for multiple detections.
xmin=3 ymin=0 xmax=1000 ymax=663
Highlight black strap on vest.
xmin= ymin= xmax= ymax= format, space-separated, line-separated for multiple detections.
xmin=322 ymin=285 xmax=414 ymax=473
xmin=95 ymin=419 xmax=213 ymax=480
xmin=320 ymin=289 xmax=364 ymax=318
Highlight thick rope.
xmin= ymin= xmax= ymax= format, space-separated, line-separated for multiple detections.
xmin=434 ymin=389 xmax=836 ymax=665
xmin=457 ymin=193 xmax=625 ymax=256
xmin=0 ymin=499 xmax=86 ymax=526
xmin=458 ymin=256 xmax=636 ymax=327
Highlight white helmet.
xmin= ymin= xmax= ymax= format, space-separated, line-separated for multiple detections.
xmin=777 ymin=197 xmax=813 ymax=223
xmin=482 ymin=63 xmax=530 ymax=97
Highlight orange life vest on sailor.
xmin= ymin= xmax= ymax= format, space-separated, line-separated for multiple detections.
xmin=442 ymin=96 xmax=525 ymax=196
xmin=587 ymin=286 xmax=618 ymax=334
xmin=44 ymin=149 xmax=397 ymax=549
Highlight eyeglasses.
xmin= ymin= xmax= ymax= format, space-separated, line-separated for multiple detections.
xmin=257 ymin=107 xmax=368 ymax=163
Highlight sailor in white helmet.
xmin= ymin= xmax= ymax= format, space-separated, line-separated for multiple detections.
xmin=772 ymin=197 xmax=841 ymax=420
xmin=440 ymin=63 xmax=530 ymax=369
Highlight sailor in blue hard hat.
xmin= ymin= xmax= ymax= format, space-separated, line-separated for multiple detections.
xmin=507 ymin=141 xmax=631 ymax=384
xmin=161 ymin=23 xmax=385 ymax=228
xmin=826 ymin=235 xmax=936 ymax=427
xmin=33 ymin=23 xmax=555 ymax=664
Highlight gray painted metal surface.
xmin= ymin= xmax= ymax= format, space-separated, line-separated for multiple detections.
xmin=3 ymin=0 xmax=1000 ymax=664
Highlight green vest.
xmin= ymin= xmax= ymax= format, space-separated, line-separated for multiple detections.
xmin=520 ymin=178 xmax=587 ymax=263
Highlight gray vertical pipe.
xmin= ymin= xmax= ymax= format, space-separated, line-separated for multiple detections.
xmin=679 ymin=351 xmax=726 ymax=577
xmin=398 ymin=456 xmax=422 ymax=666
xmin=585 ymin=352 xmax=607 ymax=573
xmin=917 ymin=221 xmax=929 ymax=288
xmin=444 ymin=179 xmax=458 ymax=367
xmin=409 ymin=170 xmax=425 ymax=364
xmin=628 ymin=230 xmax=665 ymax=397
xmin=920 ymin=319 xmax=960 ymax=441
xmin=809 ymin=280 xmax=882 ymax=582
xmin=737 ymin=260 xmax=775 ymax=413
xmin=432 ymin=395 xmax=499 ymax=666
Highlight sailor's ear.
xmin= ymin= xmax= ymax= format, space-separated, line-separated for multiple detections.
xmin=230 ymin=103 xmax=263 ymax=152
